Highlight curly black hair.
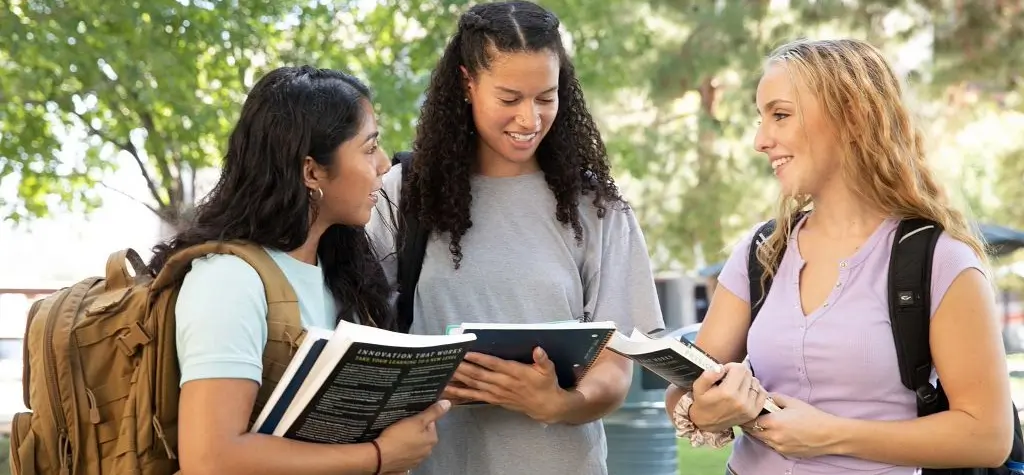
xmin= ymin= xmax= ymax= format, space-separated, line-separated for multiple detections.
xmin=404 ymin=0 xmax=624 ymax=268
xmin=148 ymin=66 xmax=395 ymax=331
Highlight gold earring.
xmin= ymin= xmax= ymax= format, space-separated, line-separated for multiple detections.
xmin=309 ymin=187 xmax=324 ymax=201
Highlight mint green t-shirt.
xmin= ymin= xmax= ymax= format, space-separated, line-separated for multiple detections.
xmin=174 ymin=248 xmax=337 ymax=386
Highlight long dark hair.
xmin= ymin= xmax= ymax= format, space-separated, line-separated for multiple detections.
xmin=149 ymin=66 xmax=394 ymax=331
xmin=404 ymin=0 xmax=624 ymax=269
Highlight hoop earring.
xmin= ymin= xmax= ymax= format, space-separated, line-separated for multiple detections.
xmin=309 ymin=187 xmax=324 ymax=201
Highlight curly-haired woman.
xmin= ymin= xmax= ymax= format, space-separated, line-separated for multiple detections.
xmin=367 ymin=2 xmax=665 ymax=474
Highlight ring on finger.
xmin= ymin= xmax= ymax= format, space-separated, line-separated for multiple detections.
xmin=752 ymin=422 xmax=764 ymax=431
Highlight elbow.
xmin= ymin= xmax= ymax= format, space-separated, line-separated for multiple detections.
xmin=179 ymin=440 xmax=243 ymax=475
xmin=972 ymin=417 xmax=1013 ymax=468
xmin=980 ymin=430 xmax=1013 ymax=468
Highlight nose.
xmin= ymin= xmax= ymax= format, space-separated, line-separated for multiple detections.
xmin=753 ymin=121 xmax=774 ymax=153
xmin=515 ymin=103 xmax=540 ymax=130
xmin=375 ymin=148 xmax=391 ymax=176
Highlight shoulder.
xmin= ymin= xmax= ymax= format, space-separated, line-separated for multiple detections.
xmin=368 ymin=162 xmax=404 ymax=257
xmin=382 ymin=160 xmax=404 ymax=199
xmin=724 ymin=220 xmax=772 ymax=268
xmin=579 ymin=196 xmax=639 ymax=234
xmin=174 ymin=253 xmax=271 ymax=384
xmin=178 ymin=253 xmax=265 ymax=295
xmin=932 ymin=230 xmax=983 ymax=268
xmin=929 ymin=230 xmax=988 ymax=315
xmin=175 ymin=252 xmax=269 ymax=320
xmin=714 ymin=220 xmax=771 ymax=303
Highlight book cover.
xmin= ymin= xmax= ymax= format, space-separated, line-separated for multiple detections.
xmin=606 ymin=329 xmax=780 ymax=414
xmin=450 ymin=321 xmax=616 ymax=389
xmin=251 ymin=321 xmax=477 ymax=443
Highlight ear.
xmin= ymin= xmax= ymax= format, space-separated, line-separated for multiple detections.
xmin=460 ymin=65 xmax=474 ymax=101
xmin=302 ymin=156 xmax=326 ymax=191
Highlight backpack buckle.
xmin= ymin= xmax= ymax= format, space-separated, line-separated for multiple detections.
xmin=115 ymin=322 xmax=152 ymax=356
xmin=916 ymin=384 xmax=939 ymax=405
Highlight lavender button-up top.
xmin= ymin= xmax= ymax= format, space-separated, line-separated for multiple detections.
xmin=719 ymin=216 xmax=983 ymax=475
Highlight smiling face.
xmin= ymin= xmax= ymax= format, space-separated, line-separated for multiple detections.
xmin=753 ymin=61 xmax=844 ymax=198
xmin=464 ymin=47 xmax=560 ymax=173
xmin=304 ymin=99 xmax=390 ymax=227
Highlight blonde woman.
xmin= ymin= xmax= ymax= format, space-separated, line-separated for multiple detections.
xmin=664 ymin=38 xmax=1014 ymax=474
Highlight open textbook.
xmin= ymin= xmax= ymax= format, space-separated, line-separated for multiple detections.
xmin=606 ymin=328 xmax=781 ymax=414
xmin=251 ymin=320 xmax=477 ymax=443
xmin=448 ymin=320 xmax=616 ymax=389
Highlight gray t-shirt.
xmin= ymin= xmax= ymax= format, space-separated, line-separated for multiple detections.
xmin=367 ymin=164 xmax=665 ymax=475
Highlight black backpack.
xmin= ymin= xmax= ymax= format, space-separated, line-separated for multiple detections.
xmin=747 ymin=214 xmax=1024 ymax=475
xmin=390 ymin=151 xmax=428 ymax=334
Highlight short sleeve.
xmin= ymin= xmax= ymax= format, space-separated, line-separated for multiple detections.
xmin=175 ymin=254 xmax=269 ymax=386
xmin=366 ymin=163 xmax=404 ymax=290
xmin=581 ymin=205 xmax=665 ymax=335
xmin=715 ymin=222 xmax=766 ymax=304
xmin=929 ymin=232 xmax=986 ymax=317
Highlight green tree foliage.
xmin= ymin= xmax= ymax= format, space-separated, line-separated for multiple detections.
xmin=0 ymin=0 xmax=303 ymax=226
xmin=1 ymin=0 xmax=1021 ymax=271
xmin=0 ymin=0 xmax=651 ymax=230
xmin=609 ymin=0 xmax=1024 ymax=269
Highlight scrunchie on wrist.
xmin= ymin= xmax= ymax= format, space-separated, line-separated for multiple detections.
xmin=671 ymin=391 xmax=736 ymax=449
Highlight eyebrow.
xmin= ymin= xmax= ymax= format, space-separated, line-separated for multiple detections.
xmin=495 ymin=85 xmax=558 ymax=95
xmin=757 ymin=98 xmax=793 ymax=114
xmin=362 ymin=131 xmax=379 ymax=144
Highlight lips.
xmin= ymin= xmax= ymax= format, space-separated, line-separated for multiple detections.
xmin=771 ymin=156 xmax=792 ymax=172
xmin=504 ymin=130 xmax=539 ymax=151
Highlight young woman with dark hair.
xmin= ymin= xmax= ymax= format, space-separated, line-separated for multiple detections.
xmin=151 ymin=65 xmax=450 ymax=475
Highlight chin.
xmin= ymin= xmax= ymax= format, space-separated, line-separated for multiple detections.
xmin=500 ymin=147 xmax=539 ymax=163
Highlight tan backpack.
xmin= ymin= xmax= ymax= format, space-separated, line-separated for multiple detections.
xmin=9 ymin=240 xmax=307 ymax=475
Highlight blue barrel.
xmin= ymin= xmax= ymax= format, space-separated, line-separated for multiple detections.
xmin=603 ymin=361 xmax=678 ymax=475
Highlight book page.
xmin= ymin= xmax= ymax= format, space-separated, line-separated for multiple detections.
xmin=280 ymin=341 xmax=471 ymax=443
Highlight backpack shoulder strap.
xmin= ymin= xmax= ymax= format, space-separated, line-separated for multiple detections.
xmin=393 ymin=151 xmax=428 ymax=333
xmin=887 ymin=217 xmax=943 ymax=412
xmin=152 ymin=240 xmax=305 ymax=421
xmin=748 ymin=219 xmax=779 ymax=321
xmin=748 ymin=211 xmax=807 ymax=321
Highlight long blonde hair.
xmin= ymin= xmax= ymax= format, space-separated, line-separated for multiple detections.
xmin=755 ymin=38 xmax=989 ymax=292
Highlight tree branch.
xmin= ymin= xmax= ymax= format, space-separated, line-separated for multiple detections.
xmin=69 ymin=110 xmax=168 ymax=210
xmin=99 ymin=182 xmax=162 ymax=219
xmin=130 ymin=90 xmax=178 ymax=206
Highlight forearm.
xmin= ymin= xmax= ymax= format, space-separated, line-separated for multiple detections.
xmin=664 ymin=384 xmax=686 ymax=420
xmin=829 ymin=409 xmax=1011 ymax=468
xmin=553 ymin=351 xmax=631 ymax=425
xmin=182 ymin=434 xmax=379 ymax=475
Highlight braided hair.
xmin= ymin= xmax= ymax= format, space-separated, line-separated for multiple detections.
xmin=405 ymin=1 xmax=624 ymax=269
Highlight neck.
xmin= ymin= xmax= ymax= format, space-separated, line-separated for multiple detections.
xmin=289 ymin=221 xmax=328 ymax=266
xmin=806 ymin=183 xmax=887 ymax=239
xmin=476 ymin=139 xmax=539 ymax=177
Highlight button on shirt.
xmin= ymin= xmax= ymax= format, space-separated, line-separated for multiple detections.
xmin=719 ymin=216 xmax=983 ymax=475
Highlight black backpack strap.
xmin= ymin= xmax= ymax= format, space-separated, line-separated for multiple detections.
xmin=748 ymin=211 xmax=807 ymax=321
xmin=890 ymin=221 xmax=1024 ymax=474
xmin=887 ymin=217 xmax=943 ymax=414
xmin=392 ymin=151 xmax=428 ymax=334
xmin=748 ymin=219 xmax=778 ymax=321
